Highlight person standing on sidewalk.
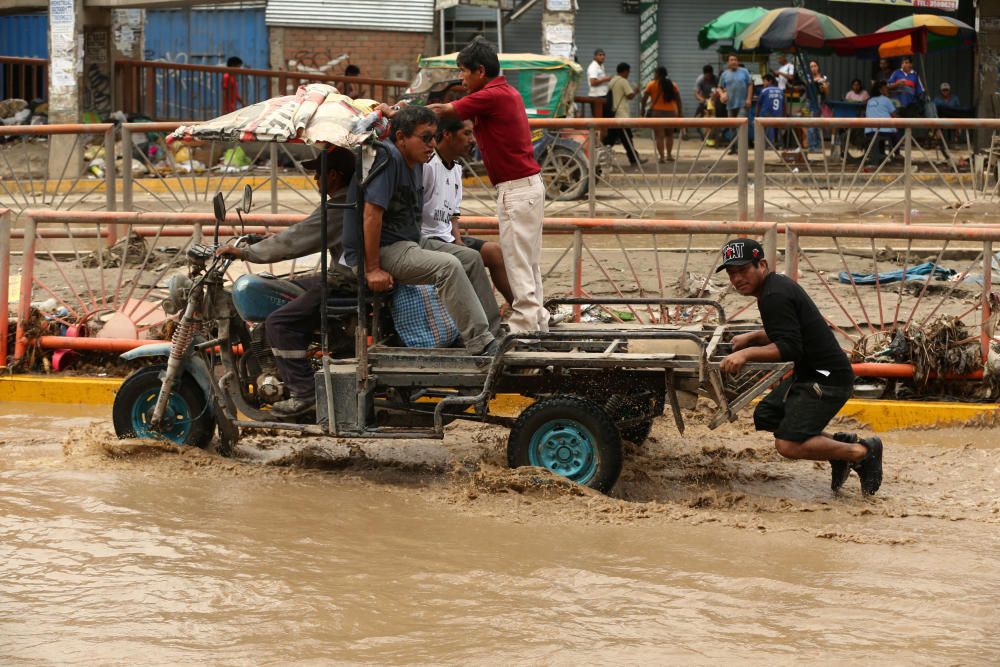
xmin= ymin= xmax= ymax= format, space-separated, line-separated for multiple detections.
xmin=718 ymin=54 xmax=752 ymax=152
xmin=586 ymin=48 xmax=611 ymax=120
xmin=717 ymin=238 xmax=883 ymax=496
xmin=428 ymin=37 xmax=548 ymax=334
xmin=641 ymin=66 xmax=682 ymax=163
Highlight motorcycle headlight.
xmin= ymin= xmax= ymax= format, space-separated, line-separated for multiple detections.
xmin=163 ymin=274 xmax=193 ymax=315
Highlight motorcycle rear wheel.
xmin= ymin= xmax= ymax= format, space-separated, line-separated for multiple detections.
xmin=113 ymin=364 xmax=215 ymax=448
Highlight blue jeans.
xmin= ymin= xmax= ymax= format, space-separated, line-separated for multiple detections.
xmin=807 ymin=127 xmax=822 ymax=151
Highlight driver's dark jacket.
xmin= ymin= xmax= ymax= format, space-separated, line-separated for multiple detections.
xmin=242 ymin=191 xmax=346 ymax=266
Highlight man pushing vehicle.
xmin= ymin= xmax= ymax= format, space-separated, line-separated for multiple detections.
xmin=717 ymin=238 xmax=884 ymax=495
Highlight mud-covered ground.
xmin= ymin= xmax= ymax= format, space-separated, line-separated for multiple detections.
xmin=3 ymin=404 xmax=999 ymax=663
xmin=65 ymin=409 xmax=1000 ymax=547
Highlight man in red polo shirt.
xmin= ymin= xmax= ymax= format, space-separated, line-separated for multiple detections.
xmin=428 ymin=37 xmax=547 ymax=333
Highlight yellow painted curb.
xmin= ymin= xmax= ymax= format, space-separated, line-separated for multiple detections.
xmin=0 ymin=376 xmax=122 ymax=405
xmin=2 ymin=376 xmax=996 ymax=430
xmin=0 ymin=175 xmax=316 ymax=196
xmin=837 ymin=398 xmax=999 ymax=431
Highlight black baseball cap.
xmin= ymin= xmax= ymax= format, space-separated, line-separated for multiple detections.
xmin=715 ymin=238 xmax=764 ymax=272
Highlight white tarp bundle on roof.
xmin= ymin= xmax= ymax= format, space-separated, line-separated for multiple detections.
xmin=170 ymin=83 xmax=378 ymax=149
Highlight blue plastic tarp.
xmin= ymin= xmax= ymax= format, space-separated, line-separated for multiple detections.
xmin=838 ymin=262 xmax=956 ymax=285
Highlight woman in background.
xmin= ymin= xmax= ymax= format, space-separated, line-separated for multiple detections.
xmin=641 ymin=66 xmax=683 ymax=162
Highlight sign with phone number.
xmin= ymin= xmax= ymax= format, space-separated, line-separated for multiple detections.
xmin=830 ymin=0 xmax=958 ymax=10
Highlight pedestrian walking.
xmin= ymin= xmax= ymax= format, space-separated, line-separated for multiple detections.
xmin=428 ymin=37 xmax=548 ymax=334
xmin=222 ymin=56 xmax=244 ymax=114
xmin=717 ymin=238 xmax=884 ymax=496
xmin=602 ymin=62 xmax=644 ymax=166
xmin=641 ymin=66 xmax=682 ymax=162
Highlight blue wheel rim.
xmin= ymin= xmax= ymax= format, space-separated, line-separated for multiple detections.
xmin=129 ymin=387 xmax=193 ymax=444
xmin=527 ymin=418 xmax=598 ymax=484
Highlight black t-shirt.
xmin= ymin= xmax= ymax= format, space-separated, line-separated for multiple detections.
xmin=757 ymin=272 xmax=854 ymax=385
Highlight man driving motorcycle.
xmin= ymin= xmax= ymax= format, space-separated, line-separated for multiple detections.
xmin=216 ymin=147 xmax=356 ymax=416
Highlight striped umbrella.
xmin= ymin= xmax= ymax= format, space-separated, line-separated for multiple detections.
xmin=876 ymin=14 xmax=975 ymax=54
xmin=734 ymin=7 xmax=855 ymax=52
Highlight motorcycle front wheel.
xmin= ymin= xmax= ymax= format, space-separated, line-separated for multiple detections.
xmin=113 ymin=364 xmax=215 ymax=447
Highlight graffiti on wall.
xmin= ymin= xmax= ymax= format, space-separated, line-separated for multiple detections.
xmin=287 ymin=50 xmax=350 ymax=75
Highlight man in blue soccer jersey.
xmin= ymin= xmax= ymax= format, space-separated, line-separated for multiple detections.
xmin=756 ymin=74 xmax=785 ymax=146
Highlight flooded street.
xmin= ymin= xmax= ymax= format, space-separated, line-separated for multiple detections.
xmin=1 ymin=402 xmax=999 ymax=664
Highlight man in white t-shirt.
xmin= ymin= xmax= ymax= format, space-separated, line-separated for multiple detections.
xmin=586 ymin=48 xmax=611 ymax=120
xmin=772 ymin=53 xmax=795 ymax=92
xmin=421 ymin=117 xmax=514 ymax=307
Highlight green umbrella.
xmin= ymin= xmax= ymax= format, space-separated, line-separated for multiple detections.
xmin=698 ymin=7 xmax=769 ymax=50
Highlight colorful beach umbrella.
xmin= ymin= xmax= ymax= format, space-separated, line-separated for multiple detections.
xmin=876 ymin=14 xmax=975 ymax=54
xmin=698 ymin=7 xmax=769 ymax=50
xmin=734 ymin=7 xmax=855 ymax=52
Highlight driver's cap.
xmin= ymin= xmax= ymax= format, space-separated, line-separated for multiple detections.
xmin=715 ymin=238 xmax=764 ymax=272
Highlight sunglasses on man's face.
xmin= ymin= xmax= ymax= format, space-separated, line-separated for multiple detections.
xmin=414 ymin=132 xmax=436 ymax=145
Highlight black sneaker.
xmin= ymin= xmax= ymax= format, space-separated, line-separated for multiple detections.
xmin=272 ymin=395 xmax=316 ymax=417
xmin=830 ymin=432 xmax=858 ymax=492
xmin=856 ymin=437 xmax=884 ymax=496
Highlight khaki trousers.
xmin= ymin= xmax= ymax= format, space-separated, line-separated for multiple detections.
xmin=496 ymin=173 xmax=548 ymax=333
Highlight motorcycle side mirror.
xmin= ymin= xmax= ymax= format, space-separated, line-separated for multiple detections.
xmin=241 ymin=184 xmax=252 ymax=214
xmin=212 ymin=192 xmax=225 ymax=245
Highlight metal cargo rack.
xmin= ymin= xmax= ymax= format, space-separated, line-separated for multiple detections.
xmin=337 ymin=298 xmax=792 ymax=438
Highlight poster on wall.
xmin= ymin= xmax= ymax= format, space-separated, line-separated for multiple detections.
xmin=50 ymin=0 xmax=77 ymax=89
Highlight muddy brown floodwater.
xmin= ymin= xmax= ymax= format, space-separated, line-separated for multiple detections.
xmin=1 ymin=401 xmax=999 ymax=664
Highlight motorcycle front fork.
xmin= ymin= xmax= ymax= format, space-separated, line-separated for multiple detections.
xmin=150 ymin=295 xmax=201 ymax=428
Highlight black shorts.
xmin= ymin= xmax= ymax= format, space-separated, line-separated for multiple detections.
xmin=428 ymin=235 xmax=486 ymax=252
xmin=753 ymin=376 xmax=852 ymax=442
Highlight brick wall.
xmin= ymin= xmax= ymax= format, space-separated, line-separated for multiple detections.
xmin=273 ymin=26 xmax=433 ymax=82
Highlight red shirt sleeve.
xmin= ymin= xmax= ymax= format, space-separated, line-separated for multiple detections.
xmin=451 ymin=87 xmax=496 ymax=120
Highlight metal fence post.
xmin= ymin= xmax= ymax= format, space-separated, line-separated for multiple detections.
xmin=903 ymin=127 xmax=912 ymax=225
xmin=587 ymin=126 xmax=597 ymax=218
xmin=785 ymin=226 xmax=799 ymax=281
xmin=104 ymin=126 xmax=119 ymax=246
xmin=0 ymin=209 xmax=10 ymax=365
xmin=13 ymin=214 xmax=36 ymax=363
xmin=104 ymin=127 xmax=117 ymax=213
xmin=764 ymin=224 xmax=778 ymax=272
xmin=122 ymin=125 xmax=134 ymax=212
xmin=753 ymin=119 xmax=765 ymax=221
xmin=572 ymin=228 xmax=583 ymax=323
xmin=737 ymin=121 xmax=748 ymax=221
xmin=270 ymin=143 xmax=279 ymax=214
xmin=982 ymin=239 xmax=993 ymax=363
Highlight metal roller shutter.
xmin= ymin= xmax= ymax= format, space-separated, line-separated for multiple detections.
xmin=576 ymin=0 xmax=641 ymax=114
xmin=266 ymin=0 xmax=435 ymax=33
xmin=502 ymin=1 xmax=543 ymax=54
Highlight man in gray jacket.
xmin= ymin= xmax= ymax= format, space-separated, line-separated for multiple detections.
xmin=216 ymin=148 xmax=355 ymax=415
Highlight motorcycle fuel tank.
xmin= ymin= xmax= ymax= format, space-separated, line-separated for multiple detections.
xmin=231 ymin=274 xmax=306 ymax=322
